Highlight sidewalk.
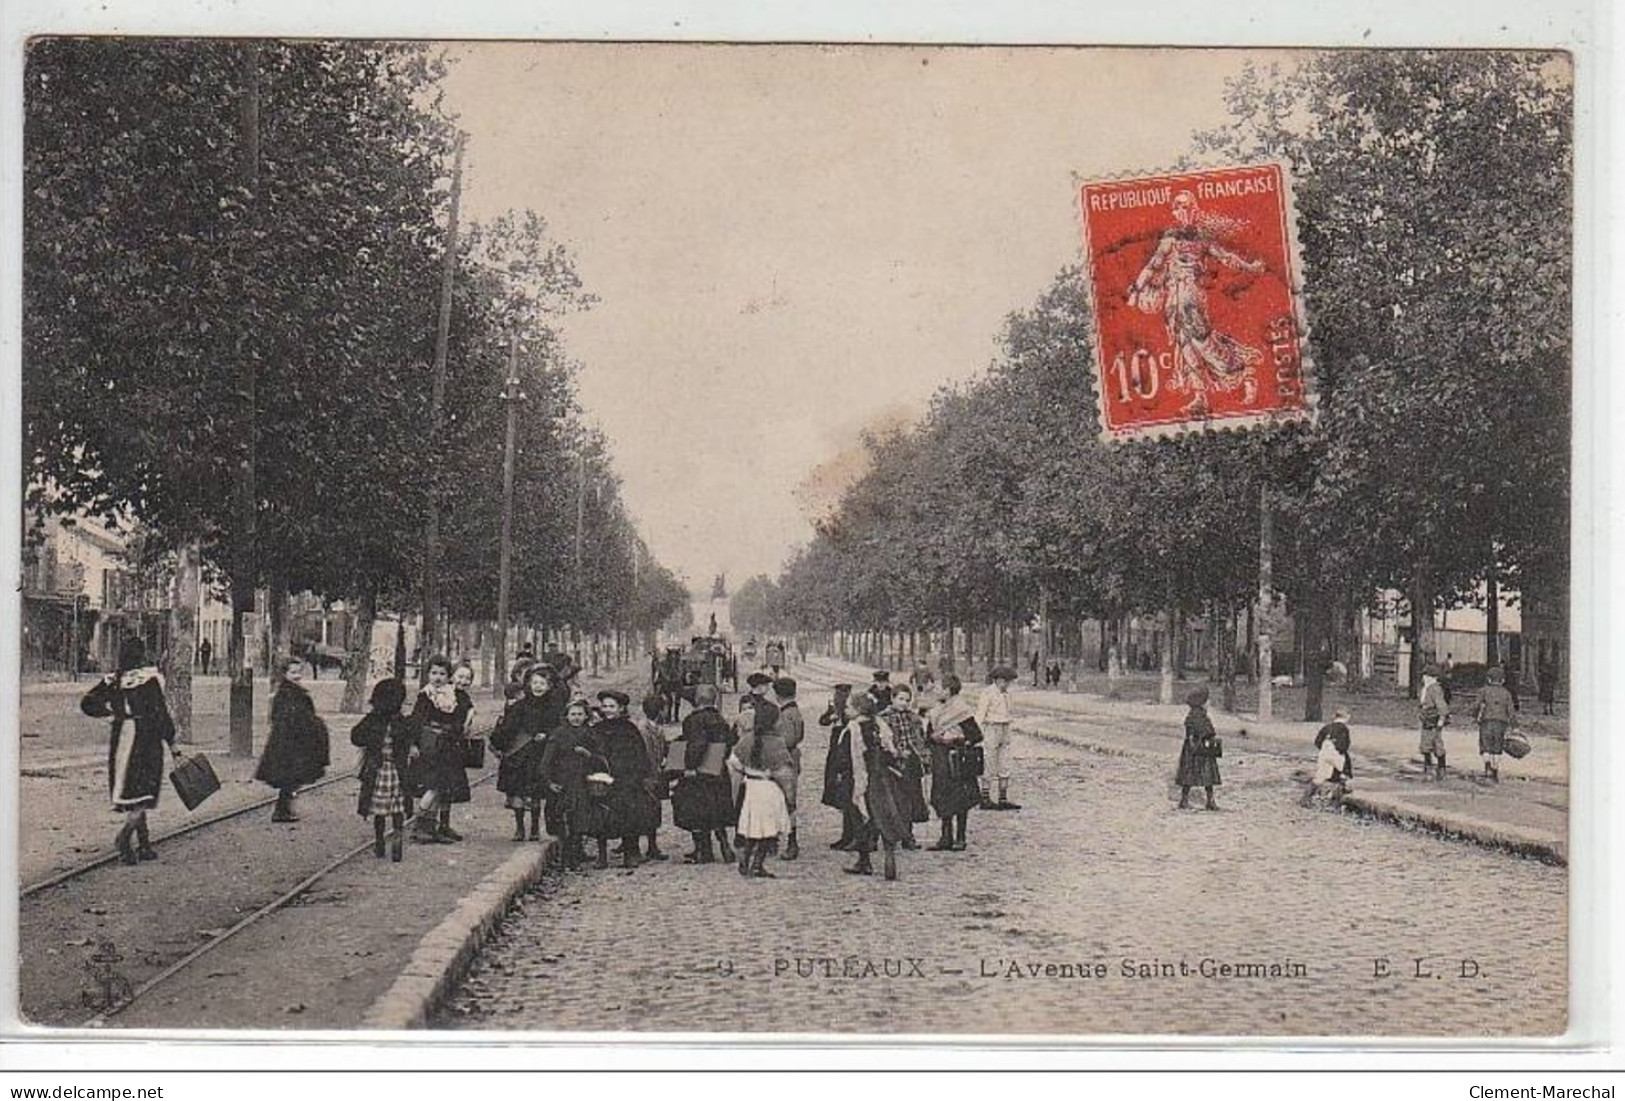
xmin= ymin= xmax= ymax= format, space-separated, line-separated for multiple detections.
xmin=803 ymin=654 xmax=1568 ymax=864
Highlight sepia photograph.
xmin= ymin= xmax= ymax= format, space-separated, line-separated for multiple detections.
xmin=11 ymin=29 xmax=1584 ymax=1044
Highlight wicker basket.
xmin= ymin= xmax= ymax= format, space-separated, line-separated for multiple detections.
xmin=1503 ymin=730 xmax=1531 ymax=759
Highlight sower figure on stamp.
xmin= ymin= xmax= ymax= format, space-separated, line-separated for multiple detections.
xmin=1418 ymin=664 xmax=1451 ymax=781
xmin=975 ymin=666 xmax=1020 ymax=811
xmin=1127 ymin=189 xmax=1267 ymax=415
xmin=80 ymin=636 xmax=178 ymax=865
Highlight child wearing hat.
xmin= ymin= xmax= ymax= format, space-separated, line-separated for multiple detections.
xmin=975 ymin=666 xmax=1020 ymax=810
xmin=1474 ymin=666 xmax=1516 ymax=782
xmin=1418 ymin=665 xmax=1451 ymax=780
xmin=1175 ymin=687 xmax=1221 ymax=810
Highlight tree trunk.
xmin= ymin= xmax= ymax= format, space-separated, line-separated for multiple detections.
xmin=166 ymin=539 xmax=201 ymax=744
xmin=1303 ymin=592 xmax=1327 ymax=723
xmin=1409 ymin=567 xmax=1431 ymax=700
xmin=1220 ymin=601 xmax=1238 ymax=713
xmin=341 ymin=587 xmax=377 ymax=714
xmin=393 ymin=617 xmax=407 ymax=680
xmin=267 ymin=576 xmax=291 ymax=690
xmin=1486 ymin=551 xmax=1501 ymax=667
xmin=1159 ymin=589 xmax=1176 ymax=705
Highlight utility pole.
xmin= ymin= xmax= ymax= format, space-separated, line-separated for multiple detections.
xmin=494 ymin=336 xmax=523 ymax=699
xmin=1258 ymin=484 xmax=1274 ymax=721
xmin=228 ymin=42 xmax=260 ymax=758
xmin=420 ymin=136 xmax=465 ymax=680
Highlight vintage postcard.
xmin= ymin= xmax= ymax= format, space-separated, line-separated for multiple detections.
xmin=11 ymin=34 xmax=1585 ymax=1048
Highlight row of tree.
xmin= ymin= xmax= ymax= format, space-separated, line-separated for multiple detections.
xmin=765 ymin=52 xmax=1571 ymax=719
xmin=23 ymin=39 xmax=689 ymax=729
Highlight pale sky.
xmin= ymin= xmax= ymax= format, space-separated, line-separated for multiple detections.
xmin=439 ymin=44 xmax=1264 ymax=588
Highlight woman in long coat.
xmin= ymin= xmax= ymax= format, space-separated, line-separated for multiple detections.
xmin=635 ymin=695 xmax=672 ymax=861
xmin=80 ymin=637 xmax=178 ymax=865
xmin=351 ymin=677 xmax=418 ymax=861
xmin=925 ymin=673 xmax=983 ymax=852
xmin=255 ymin=654 xmax=331 ymax=823
xmin=588 ymin=690 xmax=662 ymax=870
xmin=672 ymin=684 xmax=737 ymax=864
xmin=409 ymin=655 xmax=473 ymax=843
xmin=819 ymin=684 xmax=859 ymax=850
xmin=1176 ymin=687 xmax=1222 ymax=810
xmin=491 ymin=666 xmax=555 ymax=841
xmin=845 ymin=692 xmax=911 ymax=879
xmin=540 ymin=699 xmax=603 ymax=871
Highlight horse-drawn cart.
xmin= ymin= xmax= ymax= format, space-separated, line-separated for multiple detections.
xmin=651 ymin=636 xmax=738 ymax=721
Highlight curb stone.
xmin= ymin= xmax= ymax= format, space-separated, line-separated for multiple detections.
xmin=1340 ymin=792 xmax=1567 ymax=864
xmin=361 ymin=840 xmax=554 ymax=1030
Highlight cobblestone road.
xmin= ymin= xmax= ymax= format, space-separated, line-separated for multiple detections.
xmin=438 ymin=708 xmax=1567 ymax=1037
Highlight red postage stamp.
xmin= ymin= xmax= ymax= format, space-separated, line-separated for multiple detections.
xmin=1078 ymin=162 xmax=1313 ymax=441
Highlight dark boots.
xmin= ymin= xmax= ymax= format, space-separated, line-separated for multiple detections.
xmin=845 ymin=847 xmax=874 ymax=875
xmin=271 ymin=789 xmax=298 ymax=823
xmin=715 ymin=829 xmax=735 ymax=865
xmin=134 ymin=814 xmax=156 ymax=861
xmin=529 ymin=809 xmax=542 ymax=841
xmin=685 ymin=831 xmax=715 ymax=864
xmin=954 ymin=811 xmax=968 ymax=850
xmin=375 ymin=816 xmax=389 ymax=857
xmin=623 ymin=837 xmax=643 ymax=870
xmin=596 ymin=838 xmax=611 ymax=870
xmin=115 ymin=820 xmax=138 ymax=866
xmin=512 ymin=810 xmax=528 ymax=842
xmin=391 ymin=813 xmax=404 ymax=861
xmin=882 ymin=844 xmax=897 ymax=881
xmin=748 ymin=840 xmax=774 ymax=879
xmin=928 ymin=821 xmax=954 ymax=851
xmin=737 ymin=839 xmax=754 ymax=876
xmin=438 ymin=807 xmax=462 ymax=842
xmin=781 ymin=829 xmax=800 ymax=861
xmin=645 ymin=833 xmax=668 ymax=861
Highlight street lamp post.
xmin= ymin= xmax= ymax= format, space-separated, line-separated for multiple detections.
xmin=494 ymin=337 xmax=524 ymax=699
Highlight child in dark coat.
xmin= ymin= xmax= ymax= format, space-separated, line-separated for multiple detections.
xmin=352 ymin=678 xmax=419 ymax=862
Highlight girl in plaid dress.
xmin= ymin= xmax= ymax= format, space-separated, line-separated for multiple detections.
xmin=352 ymin=678 xmax=419 ymax=862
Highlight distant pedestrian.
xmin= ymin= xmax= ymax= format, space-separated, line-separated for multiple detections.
xmin=197 ymin=638 xmax=212 ymax=676
xmin=925 ymin=674 xmax=982 ymax=851
xmin=1301 ymin=706 xmax=1353 ymax=807
xmin=351 ymin=678 xmax=418 ymax=862
xmin=1418 ymin=664 xmax=1451 ymax=781
xmin=765 ymin=640 xmax=786 ymax=676
xmin=1029 ymin=650 xmax=1040 ymax=687
xmin=410 ymin=656 xmax=473 ymax=843
xmin=636 ymin=695 xmax=672 ymax=862
xmin=673 ymin=684 xmax=737 ymax=865
xmin=491 ymin=667 xmax=553 ymax=842
xmin=880 ymin=684 xmax=929 ymax=848
xmin=868 ymin=670 xmax=893 ymax=711
xmin=843 ymin=692 xmax=910 ymax=880
xmin=820 ymin=683 xmax=860 ymax=850
xmin=1475 ymin=666 xmax=1517 ymax=783
xmin=508 ymin=643 xmax=536 ymax=688
xmin=80 ymin=636 xmax=178 ymax=865
xmin=910 ymin=661 xmax=935 ymax=697
xmin=976 ymin=666 xmax=1020 ymax=810
xmin=255 ymin=654 xmax=331 ymax=824
xmin=1045 ymin=661 xmax=1063 ymax=688
xmin=1536 ymin=656 xmax=1557 ymax=715
xmin=1175 ymin=687 xmax=1222 ymax=810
